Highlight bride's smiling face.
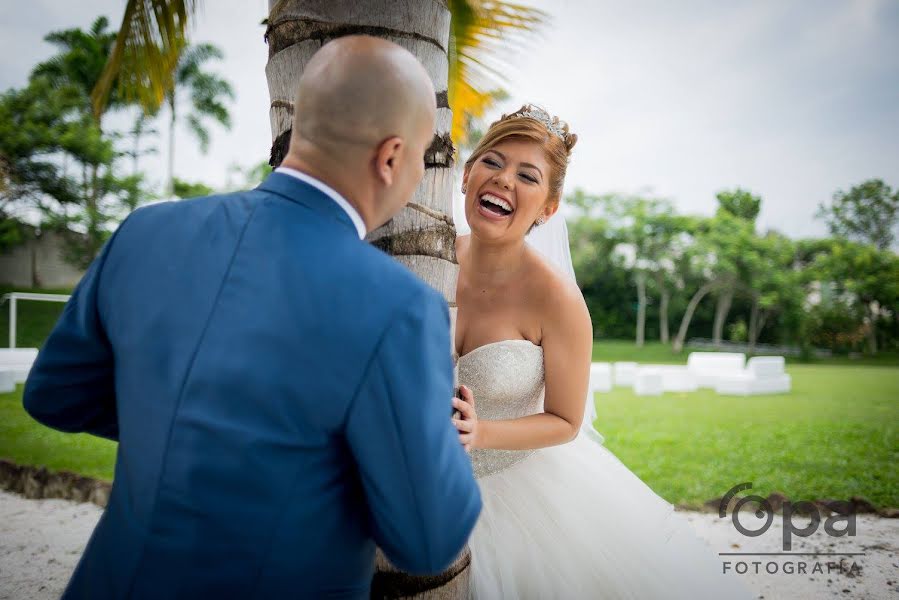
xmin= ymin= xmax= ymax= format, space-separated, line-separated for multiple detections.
xmin=462 ymin=139 xmax=558 ymax=241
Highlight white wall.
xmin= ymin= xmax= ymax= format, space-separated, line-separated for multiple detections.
xmin=0 ymin=231 xmax=84 ymax=289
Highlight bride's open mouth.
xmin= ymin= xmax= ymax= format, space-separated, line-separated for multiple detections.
xmin=478 ymin=193 xmax=514 ymax=220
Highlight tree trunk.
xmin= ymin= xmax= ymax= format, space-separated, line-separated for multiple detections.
xmin=673 ymin=280 xmax=716 ymax=353
xmin=748 ymin=296 xmax=759 ymax=354
xmin=712 ymin=287 xmax=734 ymax=347
xmin=167 ymin=94 xmax=176 ymax=197
xmin=865 ymin=304 xmax=878 ymax=354
xmin=635 ymin=272 xmax=646 ymax=347
xmin=30 ymin=239 xmax=41 ymax=289
xmin=658 ymin=283 xmax=670 ymax=344
xmin=265 ymin=2 xmax=465 ymax=597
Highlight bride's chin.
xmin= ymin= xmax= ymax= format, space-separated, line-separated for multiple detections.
xmin=468 ymin=219 xmax=525 ymax=243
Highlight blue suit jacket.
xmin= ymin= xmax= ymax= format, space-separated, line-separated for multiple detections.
xmin=23 ymin=173 xmax=481 ymax=599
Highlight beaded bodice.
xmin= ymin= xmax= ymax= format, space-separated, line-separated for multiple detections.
xmin=454 ymin=339 xmax=545 ymax=478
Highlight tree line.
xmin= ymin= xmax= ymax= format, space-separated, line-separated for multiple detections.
xmin=568 ymin=183 xmax=899 ymax=356
xmin=0 ymin=17 xmax=234 ymax=267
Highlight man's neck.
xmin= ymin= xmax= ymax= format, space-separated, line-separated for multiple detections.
xmin=280 ymin=154 xmax=374 ymax=232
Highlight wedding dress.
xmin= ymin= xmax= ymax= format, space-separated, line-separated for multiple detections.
xmin=454 ymin=339 xmax=754 ymax=599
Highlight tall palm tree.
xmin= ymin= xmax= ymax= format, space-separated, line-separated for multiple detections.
xmin=164 ymin=43 xmax=234 ymax=195
xmin=33 ymin=17 xmax=123 ymax=259
xmin=265 ymin=4 xmax=468 ymax=594
xmin=263 ymin=0 xmax=546 ymax=314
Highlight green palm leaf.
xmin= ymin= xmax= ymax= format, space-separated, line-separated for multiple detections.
xmin=91 ymin=0 xmax=198 ymax=119
xmin=94 ymin=0 xmax=544 ymax=148
xmin=448 ymin=0 xmax=547 ymax=145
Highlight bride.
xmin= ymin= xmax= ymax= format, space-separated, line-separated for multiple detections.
xmin=450 ymin=105 xmax=753 ymax=599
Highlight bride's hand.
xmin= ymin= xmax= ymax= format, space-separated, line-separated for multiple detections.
xmin=452 ymin=385 xmax=478 ymax=453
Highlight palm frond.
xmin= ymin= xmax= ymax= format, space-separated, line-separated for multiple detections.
xmin=449 ymin=0 xmax=547 ymax=145
xmin=91 ymin=0 xmax=198 ymax=119
xmin=185 ymin=113 xmax=210 ymax=152
xmin=176 ymin=43 xmax=224 ymax=83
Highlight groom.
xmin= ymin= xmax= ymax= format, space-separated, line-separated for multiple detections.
xmin=24 ymin=35 xmax=481 ymax=599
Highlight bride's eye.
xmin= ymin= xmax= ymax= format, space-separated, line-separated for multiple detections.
xmin=520 ymin=173 xmax=538 ymax=184
xmin=482 ymin=157 xmax=500 ymax=168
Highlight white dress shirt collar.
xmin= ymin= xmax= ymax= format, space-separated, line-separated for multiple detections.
xmin=275 ymin=166 xmax=366 ymax=239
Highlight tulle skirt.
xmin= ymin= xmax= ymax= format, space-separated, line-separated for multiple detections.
xmin=468 ymin=433 xmax=754 ymax=599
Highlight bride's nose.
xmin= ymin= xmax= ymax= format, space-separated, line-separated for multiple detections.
xmin=492 ymin=171 xmax=512 ymax=190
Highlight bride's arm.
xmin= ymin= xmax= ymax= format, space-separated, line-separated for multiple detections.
xmin=469 ymin=282 xmax=593 ymax=451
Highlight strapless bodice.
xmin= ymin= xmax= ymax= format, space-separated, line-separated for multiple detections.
xmin=454 ymin=339 xmax=545 ymax=478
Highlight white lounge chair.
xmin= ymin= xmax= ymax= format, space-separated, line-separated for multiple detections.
xmin=715 ymin=356 xmax=791 ymax=396
xmin=588 ymin=362 xmax=612 ymax=393
xmin=0 ymin=348 xmax=39 ymax=384
xmin=613 ymin=362 xmax=638 ymax=387
xmin=634 ymin=368 xmax=664 ymax=396
xmin=686 ymin=352 xmax=746 ymax=388
xmin=644 ymin=365 xmax=699 ymax=392
xmin=0 ymin=368 xmax=15 ymax=393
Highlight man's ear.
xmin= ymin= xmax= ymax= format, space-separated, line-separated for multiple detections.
xmin=374 ymin=136 xmax=403 ymax=186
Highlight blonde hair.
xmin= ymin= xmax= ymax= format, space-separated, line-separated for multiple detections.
xmin=464 ymin=105 xmax=578 ymax=205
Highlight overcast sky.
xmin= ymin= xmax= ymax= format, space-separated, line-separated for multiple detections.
xmin=2 ymin=0 xmax=897 ymax=240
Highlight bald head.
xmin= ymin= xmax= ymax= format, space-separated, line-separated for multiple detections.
xmin=291 ymin=35 xmax=436 ymax=155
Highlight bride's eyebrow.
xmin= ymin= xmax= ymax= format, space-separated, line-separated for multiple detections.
xmin=487 ymin=150 xmax=543 ymax=179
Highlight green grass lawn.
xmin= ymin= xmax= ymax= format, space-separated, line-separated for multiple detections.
xmin=1 ymin=385 xmax=116 ymax=481
xmin=2 ymin=295 xmax=896 ymax=507
xmin=3 ymin=363 xmax=896 ymax=508
xmin=591 ymin=363 xmax=899 ymax=508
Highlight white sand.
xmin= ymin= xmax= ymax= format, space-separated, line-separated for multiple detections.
xmin=1 ymin=490 xmax=896 ymax=599
xmin=0 ymin=492 xmax=103 ymax=600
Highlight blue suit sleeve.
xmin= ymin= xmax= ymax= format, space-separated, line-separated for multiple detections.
xmin=345 ymin=287 xmax=482 ymax=575
xmin=22 ymin=231 xmax=119 ymax=441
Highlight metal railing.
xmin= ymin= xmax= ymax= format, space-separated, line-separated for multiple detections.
xmin=0 ymin=292 xmax=71 ymax=348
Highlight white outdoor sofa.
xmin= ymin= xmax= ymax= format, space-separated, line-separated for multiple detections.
xmin=715 ymin=356 xmax=792 ymax=396
xmin=632 ymin=364 xmax=699 ymax=394
xmin=687 ymin=352 xmax=747 ymax=388
xmin=588 ymin=362 xmax=613 ymax=393
xmin=0 ymin=348 xmax=39 ymax=385
xmin=0 ymin=369 xmax=14 ymax=393
xmin=634 ymin=368 xmax=664 ymax=396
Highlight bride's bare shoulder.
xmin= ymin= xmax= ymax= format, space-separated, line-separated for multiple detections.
xmin=525 ymin=248 xmax=590 ymax=329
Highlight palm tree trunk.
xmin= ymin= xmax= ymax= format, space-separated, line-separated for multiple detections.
xmin=167 ymin=93 xmax=176 ymax=197
xmin=635 ymin=272 xmax=646 ymax=347
xmin=712 ymin=287 xmax=734 ymax=347
xmin=87 ymin=115 xmax=103 ymax=262
xmin=673 ymin=280 xmax=716 ymax=353
xmin=265 ymin=0 xmax=456 ymax=304
xmin=265 ymin=2 xmax=464 ymax=597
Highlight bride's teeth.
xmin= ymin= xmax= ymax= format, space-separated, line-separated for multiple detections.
xmin=480 ymin=194 xmax=513 ymax=212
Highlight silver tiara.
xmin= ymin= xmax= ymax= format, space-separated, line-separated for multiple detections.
xmin=515 ymin=107 xmax=566 ymax=141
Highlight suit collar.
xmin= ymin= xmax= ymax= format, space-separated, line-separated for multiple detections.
xmin=257 ymin=172 xmax=363 ymax=238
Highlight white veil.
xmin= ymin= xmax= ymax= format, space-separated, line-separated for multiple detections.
xmin=525 ymin=216 xmax=605 ymax=445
